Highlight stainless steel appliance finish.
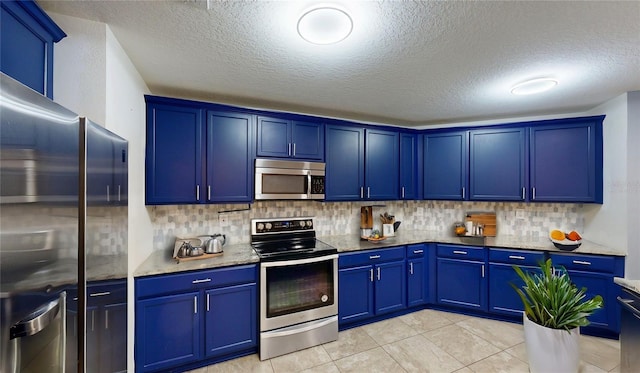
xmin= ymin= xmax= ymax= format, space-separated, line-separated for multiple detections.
xmin=618 ymin=288 xmax=640 ymax=373
xmin=255 ymin=158 xmax=325 ymax=200
xmin=1 ymin=72 xmax=128 ymax=373
xmin=251 ymin=217 xmax=338 ymax=360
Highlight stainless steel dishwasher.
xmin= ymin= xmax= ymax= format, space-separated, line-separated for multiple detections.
xmin=618 ymin=288 xmax=640 ymax=373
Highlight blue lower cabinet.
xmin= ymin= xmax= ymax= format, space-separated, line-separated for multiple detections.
xmin=407 ymin=244 xmax=428 ymax=307
xmin=436 ymin=245 xmax=487 ymax=311
xmin=102 ymin=301 xmax=128 ymax=373
xmin=338 ymin=247 xmax=407 ymax=325
xmin=488 ymin=263 xmax=539 ymax=317
xmin=136 ymin=292 xmax=202 ymax=372
xmin=205 ymin=283 xmax=257 ymax=357
xmin=135 ymin=265 xmax=258 ymax=372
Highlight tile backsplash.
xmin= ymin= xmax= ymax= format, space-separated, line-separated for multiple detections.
xmin=149 ymin=201 xmax=584 ymax=252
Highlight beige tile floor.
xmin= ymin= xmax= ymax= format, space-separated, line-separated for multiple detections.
xmin=188 ymin=309 xmax=621 ymax=373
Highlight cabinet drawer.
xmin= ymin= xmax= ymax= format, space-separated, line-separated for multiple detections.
xmin=136 ymin=264 xmax=257 ymax=298
xmin=339 ymin=247 xmax=405 ymax=268
xmin=406 ymin=244 xmax=426 ymax=258
xmin=549 ymin=253 xmax=616 ymax=273
xmin=489 ymin=248 xmax=545 ymax=266
xmin=437 ymin=244 xmax=485 ymax=261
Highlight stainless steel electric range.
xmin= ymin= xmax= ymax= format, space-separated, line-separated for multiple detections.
xmin=251 ymin=217 xmax=338 ymax=360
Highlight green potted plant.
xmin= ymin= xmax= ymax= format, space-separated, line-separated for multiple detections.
xmin=512 ymin=258 xmax=603 ymax=373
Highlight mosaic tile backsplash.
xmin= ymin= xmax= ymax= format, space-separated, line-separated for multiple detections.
xmin=149 ymin=200 xmax=584 ymax=252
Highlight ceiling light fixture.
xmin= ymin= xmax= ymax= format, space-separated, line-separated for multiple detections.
xmin=511 ymin=78 xmax=558 ymax=95
xmin=297 ymin=7 xmax=353 ymax=45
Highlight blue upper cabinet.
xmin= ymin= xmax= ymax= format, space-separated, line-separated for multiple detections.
xmin=1 ymin=1 xmax=66 ymax=99
xmin=325 ymin=125 xmax=364 ymax=201
xmin=207 ymin=111 xmax=254 ymax=203
xmin=365 ymin=129 xmax=399 ymax=200
xmin=469 ymin=127 xmax=527 ymax=201
xmin=530 ymin=116 xmax=603 ymax=203
xmin=399 ymin=133 xmax=418 ymax=200
xmin=423 ymin=131 xmax=468 ymax=200
xmin=256 ymin=115 xmax=323 ymax=160
xmin=146 ymin=101 xmax=204 ymax=204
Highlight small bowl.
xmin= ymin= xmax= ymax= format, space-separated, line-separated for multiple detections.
xmin=550 ymin=238 xmax=582 ymax=251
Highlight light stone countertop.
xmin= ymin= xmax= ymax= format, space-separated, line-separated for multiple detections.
xmin=318 ymin=230 xmax=625 ymax=257
xmin=614 ymin=277 xmax=640 ymax=296
xmin=134 ymin=243 xmax=259 ymax=278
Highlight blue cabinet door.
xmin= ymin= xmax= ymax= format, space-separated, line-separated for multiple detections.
xmin=488 ymin=263 xmax=539 ymax=317
xmin=407 ymin=257 xmax=426 ymax=307
xmin=423 ymin=131 xmax=468 ymax=200
xmin=530 ymin=121 xmax=598 ymax=202
xmin=399 ymin=133 xmax=418 ymax=200
xmin=437 ymin=258 xmax=487 ymax=311
xmin=325 ymin=125 xmax=364 ymax=201
xmin=470 ymin=128 xmax=526 ymax=201
xmin=564 ymin=270 xmax=617 ymax=333
xmin=135 ymin=292 xmax=201 ymax=372
xmin=145 ymin=103 xmax=204 ymax=204
xmin=365 ymin=129 xmax=399 ymax=200
xmin=207 ymin=111 xmax=254 ymax=202
xmin=205 ymin=283 xmax=257 ymax=358
xmin=338 ymin=265 xmax=374 ymax=324
xmin=0 ymin=1 xmax=65 ymax=99
xmin=375 ymin=260 xmax=406 ymax=314
xmin=292 ymin=121 xmax=324 ymax=160
xmin=257 ymin=116 xmax=290 ymax=158
xmin=102 ymin=302 xmax=128 ymax=373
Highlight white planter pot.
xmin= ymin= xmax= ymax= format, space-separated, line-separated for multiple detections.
xmin=523 ymin=312 xmax=580 ymax=373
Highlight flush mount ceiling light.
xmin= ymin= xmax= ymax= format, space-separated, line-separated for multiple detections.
xmin=511 ymin=78 xmax=558 ymax=95
xmin=297 ymin=7 xmax=353 ymax=45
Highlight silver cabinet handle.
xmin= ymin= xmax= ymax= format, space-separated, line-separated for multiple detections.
xmin=91 ymin=309 xmax=95 ymax=331
xmin=409 ymin=262 xmax=414 ymax=275
xmin=196 ymin=185 xmax=200 ymax=200
xmin=106 ymin=185 xmax=110 ymax=202
xmin=288 ymin=143 xmax=292 ymax=156
xmin=453 ymin=250 xmax=467 ymax=255
xmin=192 ymin=278 xmax=212 ymax=284
xmin=370 ymin=268 xmax=374 ymax=282
xmin=462 ymin=187 xmax=465 ymax=199
xmin=360 ymin=187 xmax=364 ymax=199
xmin=532 ymin=187 xmax=536 ymax=200
xmin=118 ymin=185 xmax=122 ymax=201
xmin=293 ymin=143 xmax=296 ymax=156
xmin=89 ymin=291 xmax=111 ymax=297
xmin=194 ymin=296 xmax=198 ymax=314
xmin=367 ymin=187 xmax=370 ymax=199
xmin=509 ymin=255 xmax=525 ymax=260
xmin=482 ymin=264 xmax=485 ymax=278
xmin=208 ymin=185 xmax=211 ymax=201
xmin=413 ymin=249 xmax=424 ymax=254
xmin=572 ymin=260 xmax=591 ymax=266
xmin=206 ymin=293 xmax=210 ymax=312
xmin=369 ymin=255 xmax=381 ymax=259
xmin=377 ymin=267 xmax=381 ymax=281
xmin=402 ymin=186 xmax=405 ymax=199
xmin=105 ymin=309 xmax=109 ymax=330
xmin=522 ymin=187 xmax=525 ymax=200
xmin=9 ymin=296 xmax=61 ymax=339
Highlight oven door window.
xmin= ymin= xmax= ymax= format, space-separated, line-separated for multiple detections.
xmin=261 ymin=174 xmax=308 ymax=195
xmin=265 ymin=260 xmax=334 ymax=318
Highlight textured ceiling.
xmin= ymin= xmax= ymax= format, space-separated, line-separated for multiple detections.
xmin=40 ymin=0 xmax=640 ymax=127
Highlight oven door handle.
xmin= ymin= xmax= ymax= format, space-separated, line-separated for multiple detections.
xmin=260 ymin=254 xmax=338 ymax=267
xmin=262 ymin=316 xmax=338 ymax=338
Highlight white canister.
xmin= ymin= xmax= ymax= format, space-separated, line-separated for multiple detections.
xmin=382 ymin=224 xmax=394 ymax=237
xmin=465 ymin=220 xmax=474 ymax=235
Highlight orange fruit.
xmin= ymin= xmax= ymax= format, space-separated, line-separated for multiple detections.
xmin=550 ymin=230 xmax=565 ymax=241
xmin=567 ymin=231 xmax=581 ymax=241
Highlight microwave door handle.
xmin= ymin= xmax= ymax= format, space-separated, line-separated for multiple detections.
xmin=307 ymin=172 xmax=312 ymax=199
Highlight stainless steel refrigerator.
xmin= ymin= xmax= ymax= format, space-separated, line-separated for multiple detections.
xmin=0 ymin=72 xmax=128 ymax=373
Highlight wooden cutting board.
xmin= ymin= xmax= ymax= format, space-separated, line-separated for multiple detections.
xmin=466 ymin=212 xmax=497 ymax=236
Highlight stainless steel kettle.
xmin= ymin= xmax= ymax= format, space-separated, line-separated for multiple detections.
xmin=209 ymin=234 xmax=226 ymax=253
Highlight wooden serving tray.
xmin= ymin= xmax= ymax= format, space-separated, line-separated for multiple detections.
xmin=174 ymin=252 xmax=223 ymax=263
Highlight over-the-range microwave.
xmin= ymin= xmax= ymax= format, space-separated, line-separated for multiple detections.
xmin=255 ymin=158 xmax=325 ymax=200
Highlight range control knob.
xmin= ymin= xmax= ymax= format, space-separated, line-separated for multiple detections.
xmin=306 ymin=220 xmax=313 ymax=228
xmin=256 ymin=223 xmax=264 ymax=231
xmin=299 ymin=220 xmax=306 ymax=228
xmin=265 ymin=222 xmax=272 ymax=231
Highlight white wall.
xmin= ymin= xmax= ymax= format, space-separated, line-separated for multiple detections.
xmin=582 ymin=94 xmax=629 ymax=253
xmin=51 ymin=13 xmax=152 ymax=373
xmin=626 ymin=91 xmax=640 ymax=277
